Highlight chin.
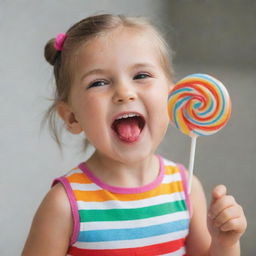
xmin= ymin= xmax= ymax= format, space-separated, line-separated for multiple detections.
xmin=114 ymin=140 xmax=157 ymax=164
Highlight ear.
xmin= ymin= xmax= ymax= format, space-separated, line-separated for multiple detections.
xmin=56 ymin=101 xmax=83 ymax=134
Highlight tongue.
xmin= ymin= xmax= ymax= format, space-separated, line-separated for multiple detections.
xmin=115 ymin=118 xmax=141 ymax=142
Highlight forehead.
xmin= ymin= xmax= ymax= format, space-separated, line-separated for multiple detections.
xmin=73 ymin=27 xmax=162 ymax=70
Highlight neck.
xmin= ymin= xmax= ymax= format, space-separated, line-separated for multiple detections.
xmin=85 ymin=152 xmax=160 ymax=188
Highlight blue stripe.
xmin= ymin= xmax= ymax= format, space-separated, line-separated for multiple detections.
xmin=168 ymin=87 xmax=193 ymax=100
xmin=78 ymin=218 xmax=189 ymax=242
xmin=193 ymin=130 xmax=206 ymax=136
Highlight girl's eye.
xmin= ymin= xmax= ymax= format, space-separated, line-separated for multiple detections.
xmin=88 ymin=80 xmax=109 ymax=89
xmin=134 ymin=73 xmax=151 ymax=80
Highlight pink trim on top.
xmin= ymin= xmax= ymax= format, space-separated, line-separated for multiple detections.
xmin=78 ymin=155 xmax=165 ymax=194
xmin=52 ymin=177 xmax=80 ymax=246
xmin=177 ymin=164 xmax=193 ymax=218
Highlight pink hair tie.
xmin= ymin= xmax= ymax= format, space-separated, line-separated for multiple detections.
xmin=54 ymin=33 xmax=67 ymax=51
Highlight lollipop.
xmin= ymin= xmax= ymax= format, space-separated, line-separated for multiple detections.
xmin=168 ymin=73 xmax=231 ymax=192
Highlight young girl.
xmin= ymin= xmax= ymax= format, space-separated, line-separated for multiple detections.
xmin=22 ymin=14 xmax=247 ymax=256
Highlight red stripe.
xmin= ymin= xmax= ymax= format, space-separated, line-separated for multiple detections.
xmin=68 ymin=238 xmax=186 ymax=256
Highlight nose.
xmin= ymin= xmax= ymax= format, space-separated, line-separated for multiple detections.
xmin=112 ymin=82 xmax=137 ymax=104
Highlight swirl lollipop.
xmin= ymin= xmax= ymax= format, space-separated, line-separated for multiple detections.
xmin=168 ymin=73 xmax=231 ymax=192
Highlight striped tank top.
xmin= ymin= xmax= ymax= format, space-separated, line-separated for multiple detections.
xmin=53 ymin=155 xmax=191 ymax=256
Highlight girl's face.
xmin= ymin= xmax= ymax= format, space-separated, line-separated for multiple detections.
xmin=66 ymin=27 xmax=172 ymax=164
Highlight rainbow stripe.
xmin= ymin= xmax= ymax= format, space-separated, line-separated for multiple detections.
xmin=57 ymin=158 xmax=190 ymax=256
xmin=168 ymin=73 xmax=231 ymax=137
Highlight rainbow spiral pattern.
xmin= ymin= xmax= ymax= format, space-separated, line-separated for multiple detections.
xmin=168 ymin=73 xmax=231 ymax=137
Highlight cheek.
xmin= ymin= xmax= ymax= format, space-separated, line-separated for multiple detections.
xmin=78 ymin=98 xmax=111 ymax=143
xmin=152 ymin=86 xmax=169 ymax=112
xmin=157 ymin=88 xmax=169 ymax=124
xmin=156 ymin=93 xmax=169 ymax=136
xmin=73 ymin=96 xmax=102 ymax=129
xmin=147 ymin=86 xmax=169 ymax=126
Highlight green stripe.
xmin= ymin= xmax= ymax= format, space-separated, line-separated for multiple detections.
xmin=79 ymin=200 xmax=187 ymax=222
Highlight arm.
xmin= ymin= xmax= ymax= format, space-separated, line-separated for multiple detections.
xmin=185 ymin=175 xmax=212 ymax=256
xmin=186 ymin=174 xmax=247 ymax=256
xmin=22 ymin=183 xmax=73 ymax=256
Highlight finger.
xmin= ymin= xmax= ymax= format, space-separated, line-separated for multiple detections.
xmin=219 ymin=217 xmax=243 ymax=232
xmin=208 ymin=195 xmax=236 ymax=219
xmin=212 ymin=205 xmax=241 ymax=228
xmin=211 ymin=184 xmax=227 ymax=202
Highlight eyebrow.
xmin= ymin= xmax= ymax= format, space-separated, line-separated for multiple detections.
xmin=80 ymin=62 xmax=156 ymax=82
xmin=131 ymin=62 xmax=156 ymax=70
xmin=80 ymin=69 xmax=107 ymax=82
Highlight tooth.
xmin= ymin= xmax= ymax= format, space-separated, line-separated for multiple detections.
xmin=116 ymin=113 xmax=140 ymax=120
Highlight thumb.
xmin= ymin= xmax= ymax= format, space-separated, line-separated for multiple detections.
xmin=211 ymin=184 xmax=227 ymax=203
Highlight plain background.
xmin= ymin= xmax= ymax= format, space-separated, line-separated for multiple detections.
xmin=1 ymin=0 xmax=255 ymax=255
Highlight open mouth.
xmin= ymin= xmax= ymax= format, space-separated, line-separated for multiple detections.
xmin=111 ymin=113 xmax=146 ymax=143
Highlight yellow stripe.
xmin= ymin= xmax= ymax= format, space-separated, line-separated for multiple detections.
xmin=177 ymin=109 xmax=190 ymax=135
xmin=165 ymin=166 xmax=179 ymax=175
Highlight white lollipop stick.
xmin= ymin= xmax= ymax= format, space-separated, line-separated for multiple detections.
xmin=188 ymin=137 xmax=197 ymax=193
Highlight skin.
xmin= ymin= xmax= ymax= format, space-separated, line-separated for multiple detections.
xmin=22 ymin=27 xmax=247 ymax=256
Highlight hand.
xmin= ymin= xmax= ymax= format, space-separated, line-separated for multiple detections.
xmin=207 ymin=185 xmax=247 ymax=248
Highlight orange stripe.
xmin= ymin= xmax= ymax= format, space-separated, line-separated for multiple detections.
xmin=73 ymin=181 xmax=184 ymax=202
xmin=67 ymin=165 xmax=179 ymax=184
xmin=67 ymin=173 xmax=92 ymax=184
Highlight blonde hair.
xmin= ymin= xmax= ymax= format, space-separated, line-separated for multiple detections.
xmin=43 ymin=14 xmax=174 ymax=150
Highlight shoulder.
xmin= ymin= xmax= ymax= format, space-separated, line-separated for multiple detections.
xmin=22 ymin=182 xmax=73 ymax=255
xmin=44 ymin=182 xmax=72 ymax=219
xmin=31 ymin=181 xmax=73 ymax=225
